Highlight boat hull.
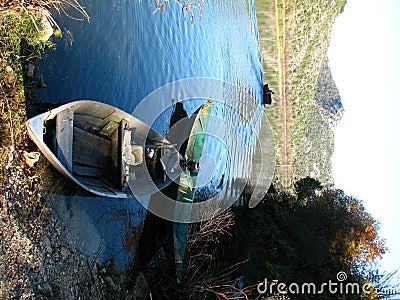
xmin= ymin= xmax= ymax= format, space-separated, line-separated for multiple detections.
xmin=27 ymin=100 xmax=179 ymax=198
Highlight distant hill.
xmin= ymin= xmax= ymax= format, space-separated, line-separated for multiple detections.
xmin=315 ymin=58 xmax=344 ymax=132
xmin=292 ymin=58 xmax=344 ymax=185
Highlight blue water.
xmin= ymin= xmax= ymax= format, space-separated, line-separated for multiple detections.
xmin=39 ymin=0 xmax=265 ymax=268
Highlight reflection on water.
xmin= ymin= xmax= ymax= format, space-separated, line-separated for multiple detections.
xmin=39 ymin=0 xmax=265 ymax=269
xmin=51 ymin=195 xmax=150 ymax=269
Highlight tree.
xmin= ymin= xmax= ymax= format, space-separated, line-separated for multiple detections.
xmin=227 ymin=180 xmax=388 ymax=299
xmin=319 ymin=189 xmax=387 ymax=273
xmin=294 ymin=176 xmax=322 ymax=203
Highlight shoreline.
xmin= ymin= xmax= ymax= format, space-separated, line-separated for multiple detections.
xmin=0 ymin=8 xmax=110 ymax=298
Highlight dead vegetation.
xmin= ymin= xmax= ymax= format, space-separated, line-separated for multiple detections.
xmin=0 ymin=0 xmax=89 ymax=22
xmin=151 ymin=0 xmax=204 ymax=22
xmin=181 ymin=209 xmax=255 ymax=300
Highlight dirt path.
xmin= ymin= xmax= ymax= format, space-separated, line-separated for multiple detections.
xmin=274 ymin=0 xmax=293 ymax=189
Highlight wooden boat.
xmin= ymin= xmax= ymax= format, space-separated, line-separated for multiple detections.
xmin=26 ymin=100 xmax=181 ymax=198
xmin=173 ymin=99 xmax=213 ymax=283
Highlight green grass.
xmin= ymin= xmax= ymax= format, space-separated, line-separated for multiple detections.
xmin=254 ymin=0 xmax=281 ymax=166
xmin=0 ymin=13 xmax=53 ymax=154
xmin=0 ymin=12 xmax=59 ymax=234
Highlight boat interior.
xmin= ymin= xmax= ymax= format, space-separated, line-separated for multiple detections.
xmin=43 ymin=103 xmax=168 ymax=197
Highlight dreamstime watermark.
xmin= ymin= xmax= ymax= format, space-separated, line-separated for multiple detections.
xmin=257 ymin=271 xmax=400 ymax=297
xmin=130 ymin=78 xmax=276 ymax=223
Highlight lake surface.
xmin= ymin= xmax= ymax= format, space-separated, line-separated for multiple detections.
xmin=39 ymin=0 xmax=265 ymax=269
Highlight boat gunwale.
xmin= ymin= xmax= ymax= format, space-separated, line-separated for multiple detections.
xmin=26 ymin=100 xmax=173 ymax=198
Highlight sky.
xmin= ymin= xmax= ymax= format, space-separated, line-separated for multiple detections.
xmin=328 ymin=0 xmax=400 ymax=275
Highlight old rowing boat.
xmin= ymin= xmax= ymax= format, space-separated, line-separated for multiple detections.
xmin=26 ymin=100 xmax=181 ymax=198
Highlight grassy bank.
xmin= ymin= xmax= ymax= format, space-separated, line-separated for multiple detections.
xmin=1 ymin=13 xmax=48 ymax=152
xmin=255 ymin=0 xmax=294 ymax=190
xmin=0 ymin=10 xmax=54 ymax=240
xmin=254 ymin=0 xmax=280 ymax=189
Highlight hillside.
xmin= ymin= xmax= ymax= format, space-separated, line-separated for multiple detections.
xmin=292 ymin=58 xmax=344 ymax=184
xmin=315 ymin=58 xmax=344 ymax=128
xmin=289 ymin=0 xmax=346 ymax=185
xmin=255 ymin=0 xmax=346 ymax=188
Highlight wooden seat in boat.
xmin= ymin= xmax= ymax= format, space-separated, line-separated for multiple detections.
xmin=56 ymin=108 xmax=145 ymax=192
xmin=56 ymin=108 xmax=74 ymax=172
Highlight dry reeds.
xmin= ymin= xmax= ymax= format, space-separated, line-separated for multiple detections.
xmin=151 ymin=0 xmax=204 ymax=22
xmin=1 ymin=0 xmax=88 ymax=18
xmin=0 ymin=0 xmax=89 ymax=30
xmin=180 ymin=209 xmax=255 ymax=299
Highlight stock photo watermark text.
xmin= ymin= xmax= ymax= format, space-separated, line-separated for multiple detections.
xmin=257 ymin=271 xmax=399 ymax=297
